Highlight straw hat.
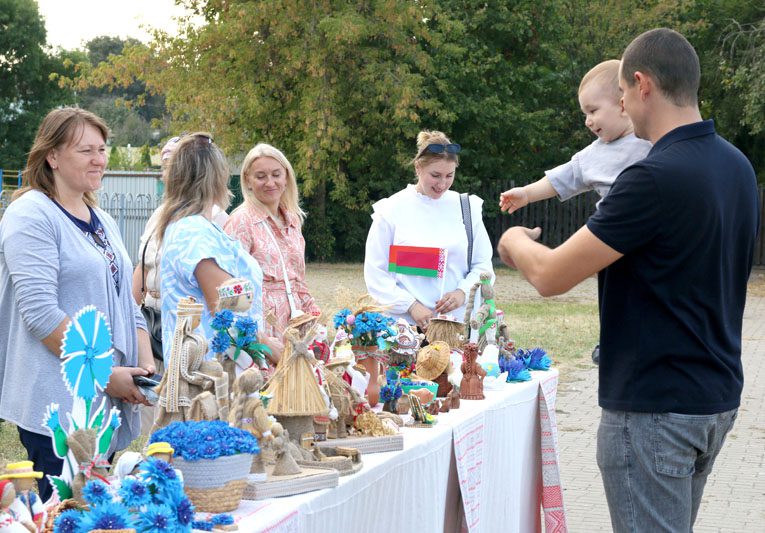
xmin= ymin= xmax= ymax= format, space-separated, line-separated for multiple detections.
xmin=431 ymin=314 xmax=464 ymax=325
xmin=416 ymin=341 xmax=451 ymax=381
xmin=287 ymin=311 xmax=319 ymax=330
xmin=0 ymin=461 xmax=43 ymax=480
xmin=145 ymin=442 xmax=175 ymax=457
xmin=324 ymin=351 xmax=355 ymax=369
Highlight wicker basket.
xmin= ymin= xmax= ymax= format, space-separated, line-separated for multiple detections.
xmin=42 ymin=499 xmax=86 ymax=533
xmin=174 ymin=453 xmax=253 ymax=513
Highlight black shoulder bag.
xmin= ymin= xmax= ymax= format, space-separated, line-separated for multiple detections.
xmin=460 ymin=193 xmax=474 ymax=271
xmin=140 ymin=236 xmax=164 ymax=363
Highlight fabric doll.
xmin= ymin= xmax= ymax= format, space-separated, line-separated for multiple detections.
xmin=0 ymin=461 xmax=44 ymax=531
xmin=0 ymin=480 xmax=33 ymax=533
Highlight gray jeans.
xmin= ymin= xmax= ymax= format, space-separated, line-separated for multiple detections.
xmin=596 ymin=408 xmax=737 ymax=532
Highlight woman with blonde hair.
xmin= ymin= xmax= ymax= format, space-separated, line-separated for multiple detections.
xmin=157 ymin=134 xmax=281 ymax=366
xmin=0 ymin=107 xmax=154 ymax=500
xmin=364 ymin=130 xmax=494 ymax=330
xmin=224 ymin=143 xmax=319 ymax=339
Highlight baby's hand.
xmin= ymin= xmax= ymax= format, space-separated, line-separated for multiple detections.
xmin=499 ymin=188 xmax=529 ymax=214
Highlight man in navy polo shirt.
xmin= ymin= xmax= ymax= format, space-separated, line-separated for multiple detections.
xmin=497 ymin=28 xmax=759 ymax=532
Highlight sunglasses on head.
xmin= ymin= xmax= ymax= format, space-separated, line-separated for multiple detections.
xmin=420 ymin=143 xmax=461 ymax=157
xmin=169 ymin=133 xmax=214 ymax=145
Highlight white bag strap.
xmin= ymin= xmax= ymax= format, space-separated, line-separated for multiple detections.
xmin=260 ymin=219 xmax=303 ymax=319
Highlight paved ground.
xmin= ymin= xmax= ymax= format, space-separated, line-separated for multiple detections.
xmin=556 ymin=295 xmax=765 ymax=532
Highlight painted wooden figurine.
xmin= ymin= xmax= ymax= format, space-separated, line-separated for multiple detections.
xmin=460 ymin=342 xmax=486 ymax=400
xmin=0 ymin=462 xmax=43 ymax=531
xmin=0 ymin=480 xmax=33 ymax=533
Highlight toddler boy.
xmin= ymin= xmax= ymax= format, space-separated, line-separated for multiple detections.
xmin=499 ymin=59 xmax=651 ymax=214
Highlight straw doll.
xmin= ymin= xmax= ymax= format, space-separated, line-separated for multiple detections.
xmin=466 ymin=272 xmax=497 ymax=352
xmin=229 ymin=368 xmax=273 ymax=480
xmin=152 ymin=297 xmax=214 ymax=432
xmin=415 ymin=341 xmax=453 ymax=397
xmin=271 ymin=423 xmax=301 ymax=476
xmin=263 ymin=326 xmax=328 ymax=444
xmin=67 ymin=429 xmax=110 ymax=504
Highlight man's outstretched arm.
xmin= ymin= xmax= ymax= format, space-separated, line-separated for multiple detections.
xmin=497 ymin=225 xmax=623 ymax=297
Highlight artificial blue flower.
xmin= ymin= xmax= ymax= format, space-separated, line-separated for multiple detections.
xmin=191 ymin=521 xmax=214 ymax=531
xmin=211 ymin=331 xmax=232 ymax=353
xmin=211 ymin=514 xmax=234 ymax=525
xmin=150 ymin=420 xmax=259 ymax=460
xmin=235 ymin=317 xmax=258 ymax=337
xmin=45 ymin=405 xmax=61 ymax=432
xmin=505 ymin=357 xmax=532 ymax=382
xmin=174 ymin=495 xmax=195 ymax=526
xmin=82 ymin=479 xmax=111 ymax=506
xmin=118 ymin=477 xmax=150 ymax=507
xmin=80 ymin=502 xmax=133 ymax=532
xmin=385 ymin=367 xmax=400 ymax=384
xmin=235 ymin=335 xmax=248 ymax=349
xmin=136 ymin=503 xmax=177 ymax=533
xmin=211 ymin=309 xmax=235 ymax=330
xmin=54 ymin=509 xmax=83 ymax=533
xmin=61 ymin=306 xmax=114 ymax=400
xmin=333 ymin=308 xmax=352 ymax=330
xmin=525 ymin=347 xmax=553 ymax=370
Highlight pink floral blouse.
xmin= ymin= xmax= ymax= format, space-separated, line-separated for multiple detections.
xmin=224 ymin=202 xmax=320 ymax=338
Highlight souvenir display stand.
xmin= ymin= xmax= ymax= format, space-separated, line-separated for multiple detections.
xmin=232 ymin=369 xmax=563 ymax=533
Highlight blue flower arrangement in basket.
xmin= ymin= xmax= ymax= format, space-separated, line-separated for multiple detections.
xmin=53 ymin=457 xmax=195 ymax=533
xmin=149 ymin=420 xmax=260 ymax=513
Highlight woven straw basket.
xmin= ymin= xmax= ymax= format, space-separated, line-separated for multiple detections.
xmin=175 ymin=453 xmax=253 ymax=513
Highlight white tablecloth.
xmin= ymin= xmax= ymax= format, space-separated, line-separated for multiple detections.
xmin=234 ymin=370 xmax=563 ymax=533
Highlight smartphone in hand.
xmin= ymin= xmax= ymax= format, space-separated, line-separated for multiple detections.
xmin=133 ymin=374 xmax=161 ymax=388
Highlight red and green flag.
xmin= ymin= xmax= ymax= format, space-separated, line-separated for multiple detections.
xmin=388 ymin=245 xmax=447 ymax=278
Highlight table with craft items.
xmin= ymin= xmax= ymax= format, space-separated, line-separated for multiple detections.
xmin=230 ymin=369 xmax=565 ymax=533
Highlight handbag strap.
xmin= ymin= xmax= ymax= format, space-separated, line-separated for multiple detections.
xmin=259 ymin=218 xmax=301 ymax=319
xmin=140 ymin=234 xmax=151 ymax=306
xmin=460 ymin=193 xmax=473 ymax=272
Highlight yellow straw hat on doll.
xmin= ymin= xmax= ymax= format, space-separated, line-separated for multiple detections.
xmin=145 ymin=442 xmax=175 ymax=457
xmin=0 ymin=461 xmax=43 ymax=479
xmin=415 ymin=341 xmax=451 ymax=381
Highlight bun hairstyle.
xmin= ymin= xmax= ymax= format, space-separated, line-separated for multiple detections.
xmin=411 ymin=130 xmax=459 ymax=168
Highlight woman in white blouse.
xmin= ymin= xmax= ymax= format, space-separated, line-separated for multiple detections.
xmin=364 ymin=130 xmax=494 ymax=330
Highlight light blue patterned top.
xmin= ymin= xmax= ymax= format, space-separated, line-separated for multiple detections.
xmin=160 ymin=215 xmax=264 ymax=364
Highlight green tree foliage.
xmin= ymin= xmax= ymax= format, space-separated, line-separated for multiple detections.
xmin=74 ymin=0 xmax=765 ymax=259
xmin=140 ymin=144 xmax=153 ymax=169
xmin=0 ymin=0 xmax=75 ymax=167
xmin=107 ymin=146 xmax=126 ymax=170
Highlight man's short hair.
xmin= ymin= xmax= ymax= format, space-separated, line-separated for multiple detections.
xmin=621 ymin=28 xmax=700 ymax=107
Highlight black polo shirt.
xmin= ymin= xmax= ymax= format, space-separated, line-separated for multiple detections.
xmin=587 ymin=120 xmax=759 ymax=414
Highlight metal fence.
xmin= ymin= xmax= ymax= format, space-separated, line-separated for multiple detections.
xmin=2 ymin=177 xmax=765 ymax=266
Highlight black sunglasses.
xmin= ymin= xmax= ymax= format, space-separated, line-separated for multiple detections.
xmin=420 ymin=143 xmax=461 ymax=157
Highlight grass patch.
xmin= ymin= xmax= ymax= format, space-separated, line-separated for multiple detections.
xmin=500 ymin=301 xmax=600 ymax=369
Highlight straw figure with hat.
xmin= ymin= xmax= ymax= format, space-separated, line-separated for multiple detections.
xmin=0 ymin=479 xmax=33 ymax=533
xmin=426 ymin=314 xmax=466 ymax=350
xmin=0 ymin=462 xmax=42 ymax=531
xmin=263 ymin=325 xmax=328 ymax=446
xmin=415 ymin=341 xmax=454 ymax=397
xmin=323 ymin=351 xmax=369 ymax=439
xmin=153 ymin=297 xmax=226 ymax=432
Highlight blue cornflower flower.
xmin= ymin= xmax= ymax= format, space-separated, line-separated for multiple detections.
xmin=136 ymin=503 xmax=177 ymax=533
xmin=211 ymin=331 xmax=232 ymax=353
xmin=82 ymin=502 xmax=134 ymax=532
xmin=333 ymin=308 xmax=352 ymax=330
xmin=191 ymin=521 xmax=214 ymax=531
xmin=118 ymin=477 xmax=150 ymax=507
xmin=527 ymin=347 xmax=552 ymax=370
xmin=211 ymin=514 xmax=234 ymax=525
xmin=211 ymin=309 xmax=235 ymax=330
xmin=174 ymin=495 xmax=195 ymax=526
xmin=54 ymin=509 xmax=83 ymax=533
xmin=82 ymin=479 xmax=111 ymax=506
xmin=235 ymin=317 xmax=258 ymax=337
xmin=506 ymin=357 xmax=532 ymax=382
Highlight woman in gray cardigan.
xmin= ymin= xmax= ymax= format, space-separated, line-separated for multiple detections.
xmin=0 ymin=108 xmax=154 ymax=501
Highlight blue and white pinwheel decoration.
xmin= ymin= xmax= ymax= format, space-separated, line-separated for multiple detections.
xmin=60 ymin=305 xmax=114 ymax=401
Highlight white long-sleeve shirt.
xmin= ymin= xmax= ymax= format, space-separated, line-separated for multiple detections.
xmin=364 ymin=185 xmax=494 ymax=324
